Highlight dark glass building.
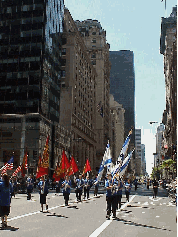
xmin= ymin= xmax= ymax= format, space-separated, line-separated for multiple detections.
xmin=0 ymin=0 xmax=64 ymax=123
xmin=0 ymin=0 xmax=66 ymax=172
xmin=109 ymin=50 xmax=135 ymax=154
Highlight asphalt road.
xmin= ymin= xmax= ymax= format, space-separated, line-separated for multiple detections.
xmin=0 ymin=184 xmax=176 ymax=237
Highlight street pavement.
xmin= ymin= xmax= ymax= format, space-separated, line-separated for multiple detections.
xmin=0 ymin=184 xmax=176 ymax=237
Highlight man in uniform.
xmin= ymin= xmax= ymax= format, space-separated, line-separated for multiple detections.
xmin=84 ymin=175 xmax=92 ymax=200
xmin=105 ymin=173 xmax=117 ymax=220
xmin=75 ymin=175 xmax=84 ymax=202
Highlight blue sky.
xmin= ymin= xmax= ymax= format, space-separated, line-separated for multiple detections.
xmin=64 ymin=0 xmax=177 ymax=175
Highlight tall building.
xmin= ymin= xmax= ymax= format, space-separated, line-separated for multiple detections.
xmin=141 ymin=144 xmax=146 ymax=176
xmin=75 ymin=19 xmax=111 ymax=170
xmin=0 ymin=0 xmax=66 ymax=172
xmin=155 ymin=124 xmax=165 ymax=166
xmin=59 ymin=9 xmax=97 ymax=172
xmin=109 ymin=94 xmax=125 ymax=163
xmin=160 ymin=6 xmax=177 ymax=170
xmin=135 ymin=129 xmax=142 ymax=176
xmin=109 ymin=50 xmax=135 ymax=173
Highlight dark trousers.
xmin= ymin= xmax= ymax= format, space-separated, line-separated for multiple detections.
xmin=153 ymin=188 xmax=158 ymax=198
xmin=106 ymin=195 xmax=117 ymax=216
xmin=94 ymin=186 xmax=98 ymax=196
xmin=27 ymin=190 xmax=32 ymax=200
xmin=84 ymin=187 xmax=90 ymax=199
xmin=125 ymin=191 xmax=130 ymax=201
xmin=75 ymin=189 xmax=82 ymax=201
xmin=116 ymin=194 xmax=122 ymax=209
xmin=147 ymin=185 xmax=149 ymax=190
xmin=135 ymin=185 xmax=137 ymax=191
xmin=63 ymin=192 xmax=69 ymax=206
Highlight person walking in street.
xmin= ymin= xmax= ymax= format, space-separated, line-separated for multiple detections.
xmin=0 ymin=174 xmax=12 ymax=228
xmin=105 ymin=173 xmax=117 ymax=220
xmin=152 ymin=179 xmax=159 ymax=198
xmin=27 ymin=175 xmax=34 ymax=200
xmin=116 ymin=177 xmax=123 ymax=210
xmin=38 ymin=176 xmax=48 ymax=212
xmin=94 ymin=175 xmax=99 ymax=197
xmin=125 ymin=179 xmax=132 ymax=202
xmin=134 ymin=178 xmax=138 ymax=191
xmin=62 ymin=176 xmax=71 ymax=206
xmin=84 ymin=175 xmax=92 ymax=200
xmin=147 ymin=179 xmax=150 ymax=190
xmin=75 ymin=175 xmax=84 ymax=202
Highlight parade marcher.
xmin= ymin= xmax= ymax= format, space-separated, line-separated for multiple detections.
xmin=84 ymin=176 xmax=92 ymax=200
xmin=105 ymin=173 xmax=117 ymax=220
xmin=27 ymin=175 xmax=34 ymax=200
xmin=152 ymin=179 xmax=159 ymax=198
xmin=56 ymin=180 xmax=62 ymax=193
xmin=94 ymin=175 xmax=99 ymax=197
xmin=147 ymin=179 xmax=150 ymax=190
xmin=75 ymin=175 xmax=84 ymax=202
xmin=116 ymin=177 xmax=123 ymax=210
xmin=125 ymin=179 xmax=132 ymax=202
xmin=0 ymin=174 xmax=12 ymax=228
xmin=134 ymin=178 xmax=138 ymax=191
xmin=10 ymin=178 xmax=15 ymax=198
xmin=62 ymin=176 xmax=71 ymax=206
xmin=38 ymin=176 xmax=48 ymax=212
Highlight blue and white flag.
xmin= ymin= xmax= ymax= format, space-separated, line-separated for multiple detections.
xmin=116 ymin=129 xmax=132 ymax=164
xmin=119 ymin=149 xmax=134 ymax=177
xmin=96 ymin=142 xmax=112 ymax=182
xmin=112 ymin=149 xmax=134 ymax=178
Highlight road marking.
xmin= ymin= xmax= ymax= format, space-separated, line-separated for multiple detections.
xmin=89 ymin=195 xmax=136 ymax=237
xmin=8 ymin=205 xmax=61 ymax=222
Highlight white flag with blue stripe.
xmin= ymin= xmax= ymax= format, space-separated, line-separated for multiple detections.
xmin=96 ymin=142 xmax=112 ymax=182
xmin=116 ymin=129 xmax=132 ymax=164
xmin=119 ymin=149 xmax=134 ymax=177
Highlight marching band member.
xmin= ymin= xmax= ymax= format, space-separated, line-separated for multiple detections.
xmin=84 ymin=176 xmax=92 ymax=200
xmin=62 ymin=176 xmax=71 ymax=206
xmin=75 ymin=175 xmax=84 ymax=202
xmin=27 ymin=175 xmax=34 ymax=200
xmin=116 ymin=177 xmax=123 ymax=210
xmin=125 ymin=179 xmax=132 ymax=202
xmin=38 ymin=176 xmax=48 ymax=212
xmin=105 ymin=173 xmax=117 ymax=220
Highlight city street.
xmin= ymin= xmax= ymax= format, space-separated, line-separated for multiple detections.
xmin=0 ymin=184 xmax=176 ymax=237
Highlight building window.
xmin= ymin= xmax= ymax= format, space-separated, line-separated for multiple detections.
xmin=91 ymin=53 xmax=96 ymax=58
xmin=92 ymin=32 xmax=96 ymax=35
xmin=92 ymin=60 xmax=96 ymax=65
xmin=92 ymin=38 xmax=96 ymax=43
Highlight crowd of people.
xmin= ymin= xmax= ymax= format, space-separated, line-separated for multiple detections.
xmin=0 ymin=172 xmax=175 ymax=227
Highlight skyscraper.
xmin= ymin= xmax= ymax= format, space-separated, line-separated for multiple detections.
xmin=109 ymin=50 xmax=135 ymax=173
xmin=0 ymin=0 xmax=65 ymax=171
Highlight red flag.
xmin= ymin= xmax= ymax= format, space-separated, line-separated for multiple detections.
xmin=61 ymin=150 xmax=70 ymax=170
xmin=53 ymin=161 xmax=65 ymax=181
xmin=82 ymin=159 xmax=91 ymax=175
xmin=36 ymin=136 xmax=49 ymax=179
xmin=21 ymin=152 xmax=28 ymax=177
xmin=68 ymin=156 xmax=79 ymax=176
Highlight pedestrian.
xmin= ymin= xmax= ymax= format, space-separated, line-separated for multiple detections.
xmin=84 ymin=176 xmax=91 ymax=200
xmin=38 ymin=176 xmax=48 ymax=212
xmin=0 ymin=174 xmax=12 ymax=228
xmin=116 ymin=177 xmax=123 ymax=210
xmin=147 ymin=179 xmax=150 ymax=189
xmin=62 ymin=176 xmax=71 ymax=206
xmin=134 ymin=178 xmax=138 ymax=191
xmin=75 ymin=175 xmax=84 ymax=202
xmin=10 ymin=178 xmax=15 ymax=198
xmin=56 ymin=180 xmax=61 ymax=193
xmin=94 ymin=175 xmax=99 ymax=197
xmin=105 ymin=173 xmax=117 ymax=220
xmin=27 ymin=175 xmax=34 ymax=200
xmin=152 ymin=179 xmax=158 ymax=198
xmin=125 ymin=179 xmax=132 ymax=202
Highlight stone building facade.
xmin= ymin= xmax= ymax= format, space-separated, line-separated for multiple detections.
xmin=59 ymin=9 xmax=97 ymax=173
xmin=160 ymin=6 xmax=177 ymax=170
xmin=75 ymin=19 xmax=111 ymax=170
xmin=109 ymin=94 xmax=125 ymax=164
xmin=135 ymin=129 xmax=142 ymax=176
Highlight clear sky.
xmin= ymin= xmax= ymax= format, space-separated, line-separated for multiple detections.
xmin=64 ymin=0 xmax=177 ymax=175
